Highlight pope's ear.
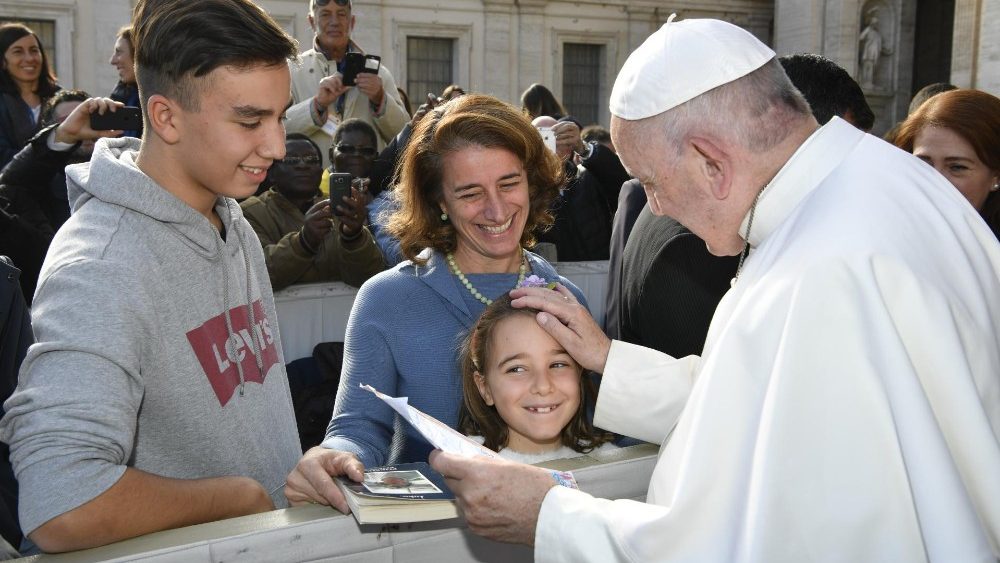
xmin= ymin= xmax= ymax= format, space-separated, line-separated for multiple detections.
xmin=145 ymin=94 xmax=181 ymax=145
xmin=690 ymin=137 xmax=732 ymax=200
xmin=473 ymin=371 xmax=494 ymax=406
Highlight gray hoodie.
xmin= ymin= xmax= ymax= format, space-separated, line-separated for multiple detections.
xmin=0 ymin=137 xmax=302 ymax=536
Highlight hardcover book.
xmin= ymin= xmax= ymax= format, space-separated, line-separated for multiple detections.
xmin=335 ymin=462 xmax=459 ymax=525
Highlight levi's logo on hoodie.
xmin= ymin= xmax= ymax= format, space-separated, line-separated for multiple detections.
xmin=185 ymin=300 xmax=280 ymax=406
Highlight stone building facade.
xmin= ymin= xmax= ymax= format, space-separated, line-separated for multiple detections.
xmin=1 ymin=0 xmax=997 ymax=135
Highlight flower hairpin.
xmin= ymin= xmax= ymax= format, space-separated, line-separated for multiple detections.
xmin=519 ymin=275 xmax=558 ymax=290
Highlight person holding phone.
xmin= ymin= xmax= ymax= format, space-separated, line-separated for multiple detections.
xmin=285 ymin=0 xmax=408 ymax=169
xmin=0 ymin=91 xmax=122 ymax=305
xmin=241 ymin=132 xmax=384 ymax=290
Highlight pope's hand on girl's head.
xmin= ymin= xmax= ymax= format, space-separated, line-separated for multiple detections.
xmin=284 ymin=446 xmax=364 ymax=513
xmin=509 ymin=285 xmax=611 ymax=374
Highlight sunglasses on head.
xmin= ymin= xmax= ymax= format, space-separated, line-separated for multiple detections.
xmin=333 ymin=144 xmax=377 ymax=157
xmin=313 ymin=0 xmax=350 ymax=7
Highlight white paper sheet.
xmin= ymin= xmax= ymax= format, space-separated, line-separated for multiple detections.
xmin=361 ymin=384 xmax=498 ymax=458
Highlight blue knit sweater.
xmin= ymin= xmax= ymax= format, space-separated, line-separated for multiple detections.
xmin=321 ymin=249 xmax=587 ymax=467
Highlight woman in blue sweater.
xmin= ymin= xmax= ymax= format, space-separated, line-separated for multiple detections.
xmin=284 ymin=94 xmax=585 ymax=509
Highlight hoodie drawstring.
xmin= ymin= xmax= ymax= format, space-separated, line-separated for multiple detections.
xmin=236 ymin=222 xmax=265 ymax=383
xmin=219 ymin=206 xmax=265 ymax=399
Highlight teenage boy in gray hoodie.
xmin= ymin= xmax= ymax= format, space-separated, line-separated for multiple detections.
xmin=0 ymin=0 xmax=303 ymax=552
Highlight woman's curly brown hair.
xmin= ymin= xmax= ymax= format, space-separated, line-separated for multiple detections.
xmin=386 ymin=94 xmax=564 ymax=265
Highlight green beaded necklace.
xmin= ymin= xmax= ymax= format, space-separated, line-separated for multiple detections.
xmin=446 ymin=250 xmax=528 ymax=305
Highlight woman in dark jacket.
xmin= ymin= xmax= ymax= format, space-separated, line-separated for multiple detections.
xmin=0 ymin=23 xmax=59 ymax=170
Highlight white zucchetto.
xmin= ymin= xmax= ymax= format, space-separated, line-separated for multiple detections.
xmin=610 ymin=15 xmax=776 ymax=120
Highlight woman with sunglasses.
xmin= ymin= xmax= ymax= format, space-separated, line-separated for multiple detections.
xmin=240 ymin=132 xmax=384 ymax=290
xmin=284 ymin=95 xmax=591 ymax=509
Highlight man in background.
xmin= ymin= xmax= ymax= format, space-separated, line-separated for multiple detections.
xmin=241 ymin=131 xmax=383 ymax=290
xmin=285 ymin=0 xmax=408 ymax=168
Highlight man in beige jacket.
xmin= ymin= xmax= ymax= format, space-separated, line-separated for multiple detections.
xmin=285 ymin=0 xmax=408 ymax=168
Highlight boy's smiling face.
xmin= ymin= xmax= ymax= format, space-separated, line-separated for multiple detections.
xmin=170 ymin=63 xmax=291 ymax=210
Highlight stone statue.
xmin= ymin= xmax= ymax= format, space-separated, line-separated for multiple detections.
xmin=858 ymin=14 xmax=882 ymax=88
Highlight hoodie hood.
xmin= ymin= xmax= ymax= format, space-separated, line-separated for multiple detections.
xmin=66 ymin=136 xmax=245 ymax=258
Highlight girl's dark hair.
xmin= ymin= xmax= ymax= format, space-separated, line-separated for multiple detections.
xmin=0 ymin=23 xmax=59 ymax=98
xmin=386 ymin=94 xmax=563 ymax=265
xmin=458 ymin=294 xmax=612 ymax=453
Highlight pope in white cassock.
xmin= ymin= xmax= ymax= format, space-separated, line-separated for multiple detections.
xmin=430 ymin=15 xmax=1000 ymax=563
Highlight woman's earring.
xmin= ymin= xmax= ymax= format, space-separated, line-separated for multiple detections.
xmin=440 ymin=212 xmax=449 ymax=222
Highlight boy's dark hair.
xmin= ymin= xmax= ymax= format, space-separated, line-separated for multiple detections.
xmin=131 ymin=0 xmax=298 ymax=114
xmin=333 ymin=118 xmax=378 ymax=147
xmin=40 ymin=89 xmax=90 ymax=126
xmin=458 ymin=294 xmax=612 ymax=453
xmin=0 ymin=23 xmax=59 ymax=98
xmin=779 ymin=53 xmax=875 ymax=131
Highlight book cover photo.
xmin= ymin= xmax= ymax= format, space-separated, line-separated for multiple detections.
xmin=335 ymin=462 xmax=460 ymax=525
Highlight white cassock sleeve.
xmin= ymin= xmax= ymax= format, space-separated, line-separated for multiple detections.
xmin=534 ymin=257 xmax=1000 ymax=562
xmin=592 ymin=340 xmax=698 ymax=444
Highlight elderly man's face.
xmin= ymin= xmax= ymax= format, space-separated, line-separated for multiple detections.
xmin=309 ymin=2 xmax=354 ymax=56
xmin=612 ymin=116 xmax=688 ymax=216
xmin=612 ymin=116 xmax=744 ymax=256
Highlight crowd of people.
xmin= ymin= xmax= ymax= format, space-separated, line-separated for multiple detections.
xmin=0 ymin=0 xmax=996 ymax=559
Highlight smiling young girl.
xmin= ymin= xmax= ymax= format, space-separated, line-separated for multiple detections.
xmin=459 ymin=285 xmax=614 ymax=464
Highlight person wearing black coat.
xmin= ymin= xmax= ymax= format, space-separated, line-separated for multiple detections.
xmin=602 ymin=178 xmax=646 ymax=338
xmin=0 ymin=23 xmax=61 ymax=170
xmin=535 ymin=117 xmax=629 ymax=262
xmin=0 ymin=92 xmax=110 ymax=303
xmin=618 ymin=206 xmax=738 ymax=358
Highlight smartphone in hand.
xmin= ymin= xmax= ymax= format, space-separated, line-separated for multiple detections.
xmin=342 ymin=53 xmax=381 ymax=86
xmin=329 ymin=172 xmax=353 ymax=214
xmin=537 ymin=126 xmax=557 ymax=153
xmin=90 ymin=106 xmax=142 ymax=131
